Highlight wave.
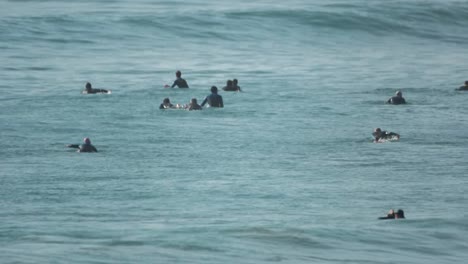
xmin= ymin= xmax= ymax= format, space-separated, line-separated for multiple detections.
xmin=223 ymin=1 xmax=468 ymax=43
xmin=1 ymin=1 xmax=468 ymax=46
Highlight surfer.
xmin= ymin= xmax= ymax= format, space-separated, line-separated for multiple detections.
xmin=201 ymin=86 xmax=224 ymax=108
xmin=232 ymin=78 xmax=241 ymax=91
xmin=67 ymin=138 xmax=98 ymax=152
xmin=378 ymin=209 xmax=405 ymax=220
xmin=372 ymin=128 xmax=400 ymax=142
xmin=222 ymin=80 xmax=234 ymax=91
xmin=159 ymin=98 xmax=175 ymax=109
xmin=187 ymin=98 xmax=202 ymax=111
xmin=83 ymin=82 xmax=109 ymax=94
xmin=387 ymin=90 xmax=406 ymax=104
xmin=222 ymin=79 xmax=241 ymax=91
xmin=457 ymin=81 xmax=468 ymax=90
xmin=171 ymin=70 xmax=189 ymax=88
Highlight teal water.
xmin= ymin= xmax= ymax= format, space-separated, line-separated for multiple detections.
xmin=1 ymin=0 xmax=468 ymax=263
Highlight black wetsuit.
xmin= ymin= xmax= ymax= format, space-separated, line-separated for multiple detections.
xmin=68 ymin=144 xmax=98 ymax=152
xmin=188 ymin=104 xmax=202 ymax=111
xmin=171 ymin=78 xmax=189 ymax=88
xmin=378 ymin=211 xmax=405 ymax=220
xmin=458 ymin=86 xmax=468 ymax=91
xmin=378 ymin=215 xmax=395 ymax=220
xmin=84 ymin=88 xmax=109 ymax=94
xmin=374 ymin=131 xmax=399 ymax=141
xmin=387 ymin=96 xmax=406 ymax=104
xmin=159 ymin=103 xmax=174 ymax=109
xmin=222 ymin=85 xmax=239 ymax=91
xmin=201 ymin=93 xmax=224 ymax=108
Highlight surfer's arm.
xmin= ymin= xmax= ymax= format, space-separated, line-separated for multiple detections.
xmin=67 ymin=144 xmax=80 ymax=149
xmin=220 ymin=97 xmax=224 ymax=108
xmin=201 ymin=97 xmax=208 ymax=107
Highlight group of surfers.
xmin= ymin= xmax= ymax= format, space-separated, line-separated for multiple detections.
xmin=166 ymin=70 xmax=242 ymax=92
xmin=77 ymin=77 xmax=468 ymax=147
xmin=76 ymin=72 xmax=457 ymax=220
xmin=77 ymin=75 xmax=468 ymax=148
xmin=71 ymin=71 xmax=230 ymax=152
xmin=371 ymin=90 xmax=406 ymax=143
xmin=373 ymin=81 xmax=467 ymax=142
xmin=160 ymin=71 xmax=237 ymax=110
xmin=159 ymin=86 xmax=224 ymax=110
xmin=373 ymin=83 xmax=468 ymax=219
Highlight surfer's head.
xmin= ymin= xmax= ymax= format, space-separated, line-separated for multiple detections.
xmin=233 ymin=79 xmax=238 ymax=86
xmin=373 ymin=128 xmax=382 ymax=138
xmin=83 ymin=137 xmax=91 ymax=145
xmin=396 ymin=90 xmax=402 ymax=97
xmin=176 ymin=70 xmax=182 ymax=78
xmin=395 ymin=209 xmax=405 ymax=219
xmin=465 ymin=80 xmax=468 ymax=86
xmin=85 ymin=82 xmax=92 ymax=91
xmin=226 ymin=80 xmax=233 ymax=87
xmin=211 ymin=86 xmax=218 ymax=93
xmin=163 ymin=98 xmax=170 ymax=104
xmin=191 ymin=98 xmax=198 ymax=104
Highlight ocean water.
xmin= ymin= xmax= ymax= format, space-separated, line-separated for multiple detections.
xmin=1 ymin=0 xmax=468 ymax=263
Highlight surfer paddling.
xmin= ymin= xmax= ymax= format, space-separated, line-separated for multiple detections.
xmin=372 ymin=128 xmax=400 ymax=143
xmin=82 ymin=82 xmax=109 ymax=94
xmin=67 ymin=138 xmax=98 ymax=152
xmin=378 ymin=209 xmax=405 ymax=220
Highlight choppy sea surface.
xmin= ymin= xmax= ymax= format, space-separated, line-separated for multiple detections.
xmin=1 ymin=0 xmax=468 ymax=263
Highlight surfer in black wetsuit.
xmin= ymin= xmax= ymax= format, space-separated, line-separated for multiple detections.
xmin=159 ymin=98 xmax=175 ymax=109
xmin=457 ymin=81 xmax=468 ymax=91
xmin=378 ymin=209 xmax=405 ymax=220
xmin=222 ymin=80 xmax=234 ymax=91
xmin=83 ymin=82 xmax=109 ymax=94
xmin=171 ymin=71 xmax=189 ymax=88
xmin=67 ymin=138 xmax=98 ymax=152
xmin=201 ymin=86 xmax=224 ymax=108
xmin=187 ymin=98 xmax=202 ymax=111
xmin=232 ymin=79 xmax=241 ymax=91
xmin=372 ymin=128 xmax=400 ymax=142
xmin=222 ymin=79 xmax=241 ymax=91
xmin=387 ymin=90 xmax=406 ymax=104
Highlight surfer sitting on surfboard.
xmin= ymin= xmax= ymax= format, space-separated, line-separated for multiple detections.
xmin=372 ymin=128 xmax=400 ymax=143
xmin=171 ymin=71 xmax=189 ymax=88
xmin=222 ymin=79 xmax=241 ymax=92
xmin=187 ymin=98 xmax=202 ymax=111
xmin=457 ymin=80 xmax=468 ymax=91
xmin=233 ymin=79 xmax=241 ymax=91
xmin=83 ymin=82 xmax=109 ymax=94
xmin=201 ymin=86 xmax=223 ymax=108
xmin=387 ymin=90 xmax=406 ymax=104
xmin=67 ymin=137 xmax=98 ymax=152
xmin=159 ymin=98 xmax=176 ymax=109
